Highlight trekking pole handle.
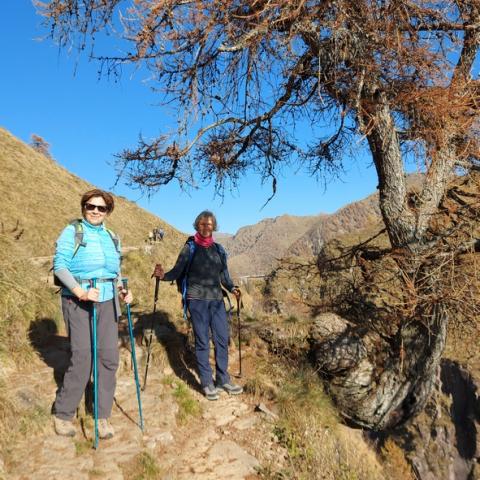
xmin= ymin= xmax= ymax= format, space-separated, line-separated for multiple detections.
xmin=154 ymin=277 xmax=160 ymax=303
xmin=236 ymin=295 xmax=242 ymax=313
xmin=122 ymin=277 xmax=129 ymax=291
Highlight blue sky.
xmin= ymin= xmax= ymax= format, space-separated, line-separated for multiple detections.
xmin=1 ymin=2 xmax=378 ymax=234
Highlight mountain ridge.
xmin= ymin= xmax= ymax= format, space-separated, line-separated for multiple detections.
xmin=222 ymin=197 xmax=382 ymax=277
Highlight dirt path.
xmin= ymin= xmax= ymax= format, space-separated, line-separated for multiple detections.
xmin=4 ymin=323 xmax=284 ymax=479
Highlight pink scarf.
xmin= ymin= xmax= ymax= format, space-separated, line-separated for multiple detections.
xmin=194 ymin=232 xmax=214 ymax=247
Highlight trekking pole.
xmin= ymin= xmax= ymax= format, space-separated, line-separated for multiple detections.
xmin=223 ymin=289 xmax=233 ymax=329
xmin=90 ymin=279 xmax=99 ymax=449
xmin=236 ymin=295 xmax=243 ymax=378
xmin=122 ymin=278 xmax=144 ymax=431
xmin=142 ymin=277 xmax=159 ymax=391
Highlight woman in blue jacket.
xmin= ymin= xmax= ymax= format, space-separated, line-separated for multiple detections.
xmin=52 ymin=189 xmax=132 ymax=439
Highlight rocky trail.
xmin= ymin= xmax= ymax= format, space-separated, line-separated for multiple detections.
xmin=3 ymin=318 xmax=286 ymax=480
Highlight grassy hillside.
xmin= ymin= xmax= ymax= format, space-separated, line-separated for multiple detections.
xmin=0 ymin=128 xmax=184 ymax=255
xmin=0 ymin=128 xmax=194 ymax=463
xmin=0 ymin=128 xmax=191 ymax=366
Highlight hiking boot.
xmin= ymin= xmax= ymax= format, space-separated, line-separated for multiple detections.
xmin=218 ymin=382 xmax=243 ymax=395
xmin=54 ymin=417 xmax=76 ymax=437
xmin=98 ymin=419 xmax=115 ymax=439
xmin=203 ymin=384 xmax=219 ymax=401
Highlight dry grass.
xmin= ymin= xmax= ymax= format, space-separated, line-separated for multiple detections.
xmin=240 ymin=311 xmax=388 ymax=478
xmin=0 ymin=127 xmax=185 ymax=255
xmin=121 ymin=244 xmax=185 ymax=318
xmin=0 ymin=378 xmax=51 ymax=470
xmin=244 ymin=343 xmax=385 ymax=480
xmin=380 ymin=439 xmax=415 ymax=480
xmin=121 ymin=451 xmax=164 ymax=480
xmin=268 ymin=368 xmax=385 ymax=480
xmin=0 ymin=381 xmax=18 ymax=445
xmin=0 ymin=236 xmax=62 ymax=368
xmin=243 ymin=356 xmax=283 ymax=401
xmin=161 ymin=375 xmax=202 ymax=424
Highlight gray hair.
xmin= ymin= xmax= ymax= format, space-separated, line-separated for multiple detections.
xmin=193 ymin=210 xmax=218 ymax=231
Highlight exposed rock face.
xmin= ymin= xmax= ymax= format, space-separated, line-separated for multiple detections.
xmin=310 ymin=312 xmax=480 ymax=478
xmin=393 ymin=360 xmax=480 ymax=480
xmin=309 ymin=311 xmax=447 ymax=430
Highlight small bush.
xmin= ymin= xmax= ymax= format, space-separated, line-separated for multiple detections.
xmin=74 ymin=440 xmax=91 ymax=457
xmin=171 ymin=379 xmax=202 ymax=424
xmin=122 ymin=451 xmax=163 ymax=479
xmin=380 ymin=439 xmax=415 ymax=480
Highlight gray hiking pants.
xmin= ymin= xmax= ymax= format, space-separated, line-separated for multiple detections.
xmin=54 ymin=296 xmax=119 ymax=421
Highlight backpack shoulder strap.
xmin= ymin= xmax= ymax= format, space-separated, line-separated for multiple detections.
xmin=70 ymin=219 xmax=85 ymax=258
xmin=105 ymin=227 xmax=120 ymax=254
xmin=50 ymin=219 xmax=84 ymax=286
xmin=182 ymin=239 xmax=196 ymax=291
xmin=186 ymin=239 xmax=196 ymax=268
xmin=214 ymin=242 xmax=227 ymax=267
xmin=181 ymin=238 xmax=196 ymax=319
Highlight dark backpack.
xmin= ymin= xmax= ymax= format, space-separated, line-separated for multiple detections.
xmin=175 ymin=237 xmax=228 ymax=319
xmin=52 ymin=219 xmax=120 ymax=287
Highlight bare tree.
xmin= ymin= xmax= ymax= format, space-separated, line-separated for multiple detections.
xmin=36 ymin=0 xmax=480 ymax=428
xmin=30 ymin=133 xmax=52 ymax=158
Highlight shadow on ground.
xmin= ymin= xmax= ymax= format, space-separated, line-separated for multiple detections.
xmin=28 ymin=317 xmax=94 ymax=418
xmin=136 ymin=310 xmax=201 ymax=393
xmin=28 ymin=317 xmax=70 ymax=388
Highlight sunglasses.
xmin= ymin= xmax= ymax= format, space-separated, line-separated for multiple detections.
xmin=84 ymin=203 xmax=109 ymax=213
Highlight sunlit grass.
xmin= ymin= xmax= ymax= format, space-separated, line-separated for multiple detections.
xmin=172 ymin=379 xmax=202 ymax=424
xmin=244 ymin=354 xmax=386 ymax=480
xmin=121 ymin=451 xmax=163 ymax=479
xmin=74 ymin=439 xmax=92 ymax=457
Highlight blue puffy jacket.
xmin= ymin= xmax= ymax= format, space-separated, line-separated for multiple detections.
xmin=53 ymin=219 xmax=121 ymax=302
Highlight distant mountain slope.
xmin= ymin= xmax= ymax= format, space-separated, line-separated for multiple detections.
xmin=214 ymin=232 xmax=234 ymax=243
xmin=0 ymin=127 xmax=184 ymax=257
xmin=222 ymin=195 xmax=382 ymax=277
xmin=220 ymin=214 xmax=320 ymax=277
xmin=287 ymin=193 xmax=381 ymax=257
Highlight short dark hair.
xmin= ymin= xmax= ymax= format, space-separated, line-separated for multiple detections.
xmin=81 ymin=189 xmax=115 ymax=213
xmin=193 ymin=210 xmax=218 ymax=231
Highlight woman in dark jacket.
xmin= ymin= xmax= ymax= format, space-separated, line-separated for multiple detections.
xmin=153 ymin=210 xmax=242 ymax=400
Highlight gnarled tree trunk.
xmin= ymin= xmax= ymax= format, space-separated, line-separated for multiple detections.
xmin=309 ymin=307 xmax=447 ymax=429
xmin=363 ymin=94 xmax=457 ymax=250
